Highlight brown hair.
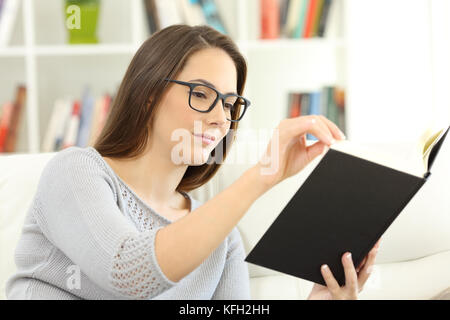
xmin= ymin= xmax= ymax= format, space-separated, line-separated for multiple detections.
xmin=94 ymin=24 xmax=248 ymax=193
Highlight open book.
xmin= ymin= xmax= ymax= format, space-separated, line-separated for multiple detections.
xmin=330 ymin=124 xmax=449 ymax=179
xmin=245 ymin=124 xmax=449 ymax=286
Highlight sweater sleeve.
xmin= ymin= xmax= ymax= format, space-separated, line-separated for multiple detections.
xmin=33 ymin=149 xmax=178 ymax=299
xmin=212 ymin=227 xmax=251 ymax=300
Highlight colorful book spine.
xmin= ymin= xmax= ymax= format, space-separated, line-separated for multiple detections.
xmin=4 ymin=85 xmax=26 ymax=152
xmin=62 ymin=101 xmax=81 ymax=149
xmin=317 ymin=0 xmax=332 ymax=37
xmin=76 ymin=87 xmax=95 ymax=148
xmin=261 ymin=0 xmax=280 ymax=39
xmin=0 ymin=102 xmax=13 ymax=152
xmin=292 ymin=0 xmax=308 ymax=38
xmin=303 ymin=0 xmax=318 ymax=38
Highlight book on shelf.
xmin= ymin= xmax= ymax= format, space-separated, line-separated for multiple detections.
xmin=143 ymin=0 xmax=227 ymax=35
xmin=287 ymin=86 xmax=346 ymax=140
xmin=42 ymin=91 xmax=112 ymax=153
xmin=262 ymin=0 xmax=336 ymax=39
xmin=245 ymin=124 xmax=450 ymax=286
xmin=0 ymin=85 xmax=26 ymax=153
xmin=0 ymin=0 xmax=21 ymax=47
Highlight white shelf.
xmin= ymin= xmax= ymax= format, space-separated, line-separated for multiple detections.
xmin=0 ymin=46 xmax=26 ymax=57
xmin=34 ymin=44 xmax=139 ymax=56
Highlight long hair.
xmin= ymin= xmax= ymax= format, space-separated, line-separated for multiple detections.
xmin=94 ymin=24 xmax=248 ymax=193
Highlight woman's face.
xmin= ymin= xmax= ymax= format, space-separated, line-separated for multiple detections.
xmin=151 ymin=48 xmax=237 ymax=166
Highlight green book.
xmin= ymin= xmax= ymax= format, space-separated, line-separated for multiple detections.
xmin=292 ymin=0 xmax=308 ymax=38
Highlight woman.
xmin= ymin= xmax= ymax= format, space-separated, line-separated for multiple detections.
xmin=6 ymin=24 xmax=379 ymax=300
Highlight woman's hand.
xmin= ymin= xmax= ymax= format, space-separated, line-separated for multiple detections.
xmin=307 ymin=239 xmax=381 ymax=300
xmin=253 ymin=115 xmax=346 ymax=189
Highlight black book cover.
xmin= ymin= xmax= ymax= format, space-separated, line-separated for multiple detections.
xmin=245 ymin=127 xmax=449 ymax=286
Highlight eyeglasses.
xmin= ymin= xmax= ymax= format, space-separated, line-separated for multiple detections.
xmin=164 ymin=78 xmax=251 ymax=122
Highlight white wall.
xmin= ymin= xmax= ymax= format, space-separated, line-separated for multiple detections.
xmin=346 ymin=0 xmax=435 ymax=143
xmin=430 ymin=0 xmax=450 ymax=128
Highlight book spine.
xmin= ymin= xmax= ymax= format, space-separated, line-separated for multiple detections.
xmin=76 ymin=87 xmax=95 ymax=148
xmin=302 ymin=0 xmax=317 ymax=38
xmin=261 ymin=0 xmax=280 ymax=39
xmin=0 ymin=0 xmax=21 ymax=47
xmin=4 ymin=85 xmax=26 ymax=153
xmin=292 ymin=0 xmax=308 ymax=39
xmin=312 ymin=0 xmax=324 ymax=37
xmin=279 ymin=0 xmax=291 ymax=38
xmin=198 ymin=0 xmax=227 ymax=34
xmin=62 ymin=100 xmax=81 ymax=149
xmin=317 ymin=0 xmax=331 ymax=37
xmin=0 ymin=102 xmax=13 ymax=153
xmin=306 ymin=91 xmax=320 ymax=141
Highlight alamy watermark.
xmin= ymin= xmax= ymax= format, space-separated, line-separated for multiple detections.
xmin=66 ymin=5 xmax=81 ymax=30
xmin=170 ymin=121 xmax=280 ymax=175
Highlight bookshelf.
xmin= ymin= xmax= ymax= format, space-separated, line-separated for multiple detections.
xmin=0 ymin=0 xmax=348 ymax=154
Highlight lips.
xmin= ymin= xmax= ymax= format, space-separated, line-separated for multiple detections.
xmin=193 ymin=133 xmax=216 ymax=142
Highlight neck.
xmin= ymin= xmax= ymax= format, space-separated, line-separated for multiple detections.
xmin=104 ymin=141 xmax=189 ymax=211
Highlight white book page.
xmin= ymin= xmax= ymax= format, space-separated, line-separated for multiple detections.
xmin=329 ymin=140 xmax=425 ymax=178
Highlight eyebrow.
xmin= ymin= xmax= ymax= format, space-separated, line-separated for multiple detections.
xmin=189 ymin=78 xmax=237 ymax=95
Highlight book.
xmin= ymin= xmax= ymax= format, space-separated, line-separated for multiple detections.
xmin=317 ymin=0 xmax=332 ymax=37
xmin=260 ymin=0 xmax=280 ymax=39
xmin=178 ymin=0 xmax=206 ymax=26
xmin=4 ymin=85 xmax=26 ymax=152
xmin=303 ymin=0 xmax=318 ymax=38
xmin=283 ymin=0 xmax=302 ymax=38
xmin=143 ymin=0 xmax=160 ymax=34
xmin=42 ymin=99 xmax=68 ymax=152
xmin=311 ymin=0 xmax=324 ymax=37
xmin=62 ymin=100 xmax=81 ymax=149
xmin=0 ymin=102 xmax=13 ymax=152
xmin=0 ymin=0 xmax=20 ymax=47
xmin=197 ymin=0 xmax=227 ymax=34
xmin=305 ymin=91 xmax=320 ymax=141
xmin=245 ymin=124 xmax=450 ymax=286
xmin=154 ymin=0 xmax=184 ymax=30
xmin=292 ymin=0 xmax=308 ymax=38
xmin=76 ymin=87 xmax=95 ymax=148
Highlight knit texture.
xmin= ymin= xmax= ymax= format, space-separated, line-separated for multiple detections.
xmin=5 ymin=146 xmax=250 ymax=300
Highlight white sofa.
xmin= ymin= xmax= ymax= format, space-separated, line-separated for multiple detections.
xmin=1 ymin=139 xmax=450 ymax=300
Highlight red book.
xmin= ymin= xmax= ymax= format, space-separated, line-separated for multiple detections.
xmin=289 ymin=93 xmax=302 ymax=118
xmin=261 ymin=0 xmax=280 ymax=39
xmin=303 ymin=0 xmax=318 ymax=38
xmin=0 ymin=102 xmax=13 ymax=153
xmin=4 ymin=85 xmax=26 ymax=152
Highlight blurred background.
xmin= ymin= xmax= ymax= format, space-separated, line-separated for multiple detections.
xmin=0 ymin=0 xmax=448 ymax=155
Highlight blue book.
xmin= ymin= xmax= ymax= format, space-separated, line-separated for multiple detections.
xmin=195 ymin=0 xmax=227 ymax=34
xmin=76 ymin=87 xmax=95 ymax=148
xmin=306 ymin=91 xmax=321 ymax=141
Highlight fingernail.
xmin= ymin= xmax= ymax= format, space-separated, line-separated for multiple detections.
xmin=329 ymin=138 xmax=336 ymax=145
xmin=322 ymin=264 xmax=328 ymax=270
xmin=340 ymin=131 xmax=346 ymax=139
xmin=346 ymin=253 xmax=352 ymax=260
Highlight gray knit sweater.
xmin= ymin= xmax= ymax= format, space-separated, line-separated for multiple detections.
xmin=5 ymin=146 xmax=250 ymax=300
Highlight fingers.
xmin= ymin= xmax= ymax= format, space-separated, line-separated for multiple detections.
xmin=357 ymin=241 xmax=381 ymax=289
xmin=320 ymin=264 xmax=340 ymax=296
xmin=284 ymin=116 xmax=335 ymax=146
xmin=356 ymin=256 xmax=367 ymax=273
xmin=342 ymin=252 xmax=358 ymax=292
xmin=318 ymin=115 xmax=346 ymax=140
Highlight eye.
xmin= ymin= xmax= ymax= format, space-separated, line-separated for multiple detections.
xmin=192 ymin=91 xmax=207 ymax=99
xmin=224 ymin=103 xmax=234 ymax=109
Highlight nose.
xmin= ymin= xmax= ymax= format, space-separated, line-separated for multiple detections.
xmin=207 ymin=98 xmax=228 ymax=127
